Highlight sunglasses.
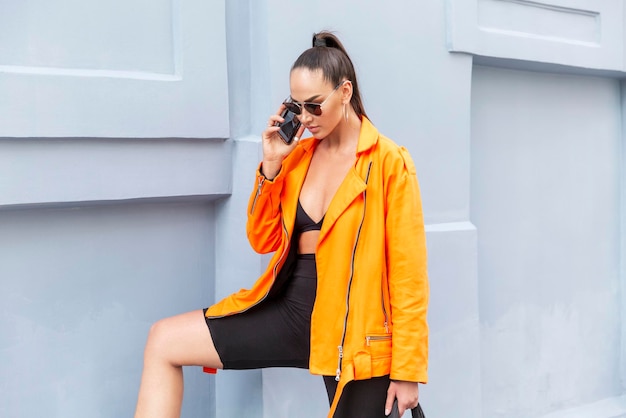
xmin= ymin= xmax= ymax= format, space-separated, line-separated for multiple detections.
xmin=283 ymin=80 xmax=347 ymax=116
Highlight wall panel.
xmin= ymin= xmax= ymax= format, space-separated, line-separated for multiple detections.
xmin=447 ymin=0 xmax=624 ymax=71
xmin=0 ymin=0 xmax=229 ymax=138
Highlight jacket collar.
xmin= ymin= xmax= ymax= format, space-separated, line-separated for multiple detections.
xmin=356 ymin=116 xmax=379 ymax=155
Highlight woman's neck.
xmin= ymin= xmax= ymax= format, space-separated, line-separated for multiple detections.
xmin=320 ymin=111 xmax=362 ymax=154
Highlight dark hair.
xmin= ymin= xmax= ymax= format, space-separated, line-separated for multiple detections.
xmin=291 ymin=31 xmax=367 ymax=118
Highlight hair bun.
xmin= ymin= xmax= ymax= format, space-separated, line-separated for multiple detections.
xmin=313 ymin=35 xmax=327 ymax=47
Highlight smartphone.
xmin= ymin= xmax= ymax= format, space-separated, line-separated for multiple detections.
xmin=275 ymin=107 xmax=301 ymax=145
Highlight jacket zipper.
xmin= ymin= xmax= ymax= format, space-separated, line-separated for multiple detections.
xmin=381 ymin=283 xmax=390 ymax=333
xmin=335 ymin=161 xmax=373 ymax=382
xmin=366 ymin=335 xmax=392 ymax=346
xmin=250 ymin=176 xmax=265 ymax=215
xmin=207 ymin=218 xmax=289 ymax=319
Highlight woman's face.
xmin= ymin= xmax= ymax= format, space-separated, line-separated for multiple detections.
xmin=289 ymin=68 xmax=345 ymax=139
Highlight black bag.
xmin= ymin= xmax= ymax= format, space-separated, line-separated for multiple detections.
xmin=389 ymin=400 xmax=426 ymax=418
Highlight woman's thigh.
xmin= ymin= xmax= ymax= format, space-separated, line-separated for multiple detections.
xmin=145 ymin=309 xmax=223 ymax=369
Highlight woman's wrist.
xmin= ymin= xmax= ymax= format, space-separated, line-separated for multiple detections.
xmin=261 ymin=160 xmax=281 ymax=180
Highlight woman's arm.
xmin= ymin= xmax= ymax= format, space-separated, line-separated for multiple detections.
xmin=384 ymin=146 xmax=429 ymax=383
xmin=245 ymin=166 xmax=285 ymax=254
xmin=246 ymin=106 xmax=304 ymax=254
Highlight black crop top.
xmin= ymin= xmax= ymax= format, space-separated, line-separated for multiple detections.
xmin=294 ymin=200 xmax=324 ymax=234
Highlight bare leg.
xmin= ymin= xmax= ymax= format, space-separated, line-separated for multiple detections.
xmin=134 ymin=309 xmax=223 ymax=418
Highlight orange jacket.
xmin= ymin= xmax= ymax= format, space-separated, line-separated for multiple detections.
xmin=206 ymin=117 xmax=429 ymax=416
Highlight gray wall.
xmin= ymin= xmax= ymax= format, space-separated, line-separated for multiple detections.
xmin=472 ymin=67 xmax=622 ymax=417
xmin=0 ymin=201 xmax=216 ymax=417
xmin=1 ymin=0 xmax=625 ymax=417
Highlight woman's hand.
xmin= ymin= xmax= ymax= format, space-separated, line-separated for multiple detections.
xmin=385 ymin=380 xmax=419 ymax=416
xmin=261 ymin=105 xmax=304 ymax=180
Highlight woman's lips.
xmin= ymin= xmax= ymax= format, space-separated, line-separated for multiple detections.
xmin=307 ymin=126 xmax=320 ymax=134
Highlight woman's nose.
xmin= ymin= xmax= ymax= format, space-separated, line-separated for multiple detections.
xmin=298 ymin=110 xmax=313 ymax=124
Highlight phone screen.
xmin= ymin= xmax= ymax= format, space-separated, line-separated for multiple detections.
xmin=277 ymin=109 xmax=301 ymax=145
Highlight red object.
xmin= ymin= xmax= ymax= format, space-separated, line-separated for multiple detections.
xmin=202 ymin=367 xmax=217 ymax=374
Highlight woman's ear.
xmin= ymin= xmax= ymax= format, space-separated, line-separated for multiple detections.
xmin=341 ymin=80 xmax=353 ymax=104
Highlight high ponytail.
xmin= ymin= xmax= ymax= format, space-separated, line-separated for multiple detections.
xmin=292 ymin=31 xmax=367 ymax=119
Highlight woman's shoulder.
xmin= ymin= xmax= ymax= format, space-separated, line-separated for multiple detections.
xmin=373 ymin=132 xmax=417 ymax=176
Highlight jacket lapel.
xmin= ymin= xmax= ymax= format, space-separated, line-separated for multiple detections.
xmin=321 ymin=117 xmax=378 ymax=233
xmin=319 ymin=166 xmax=367 ymax=239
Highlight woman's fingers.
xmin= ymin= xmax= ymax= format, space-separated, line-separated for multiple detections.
xmin=261 ymin=125 xmax=281 ymax=142
xmin=263 ymin=105 xmax=288 ymax=140
xmin=293 ymin=123 xmax=306 ymax=142
xmin=385 ymin=381 xmax=419 ymax=416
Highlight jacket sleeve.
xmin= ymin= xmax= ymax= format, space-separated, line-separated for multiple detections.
xmin=384 ymin=147 xmax=429 ymax=384
xmin=246 ymin=163 xmax=285 ymax=254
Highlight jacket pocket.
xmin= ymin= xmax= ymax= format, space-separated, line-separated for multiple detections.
xmin=365 ymin=334 xmax=392 ymax=359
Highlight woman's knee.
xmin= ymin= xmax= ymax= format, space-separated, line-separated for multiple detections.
xmin=142 ymin=310 xmax=223 ymax=369
xmin=143 ymin=317 xmax=176 ymax=361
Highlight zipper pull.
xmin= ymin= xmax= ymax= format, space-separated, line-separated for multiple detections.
xmin=384 ymin=321 xmax=389 ymax=333
xmin=250 ymin=177 xmax=265 ymax=215
xmin=366 ymin=336 xmax=371 ymax=346
xmin=335 ymin=345 xmax=343 ymax=381
xmin=256 ymin=177 xmax=264 ymax=196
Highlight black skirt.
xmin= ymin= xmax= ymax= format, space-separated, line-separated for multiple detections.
xmin=204 ymin=254 xmax=316 ymax=369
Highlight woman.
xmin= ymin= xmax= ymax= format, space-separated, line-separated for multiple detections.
xmin=134 ymin=31 xmax=429 ymax=418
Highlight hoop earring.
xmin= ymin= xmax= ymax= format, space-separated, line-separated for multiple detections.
xmin=343 ymin=103 xmax=348 ymax=122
